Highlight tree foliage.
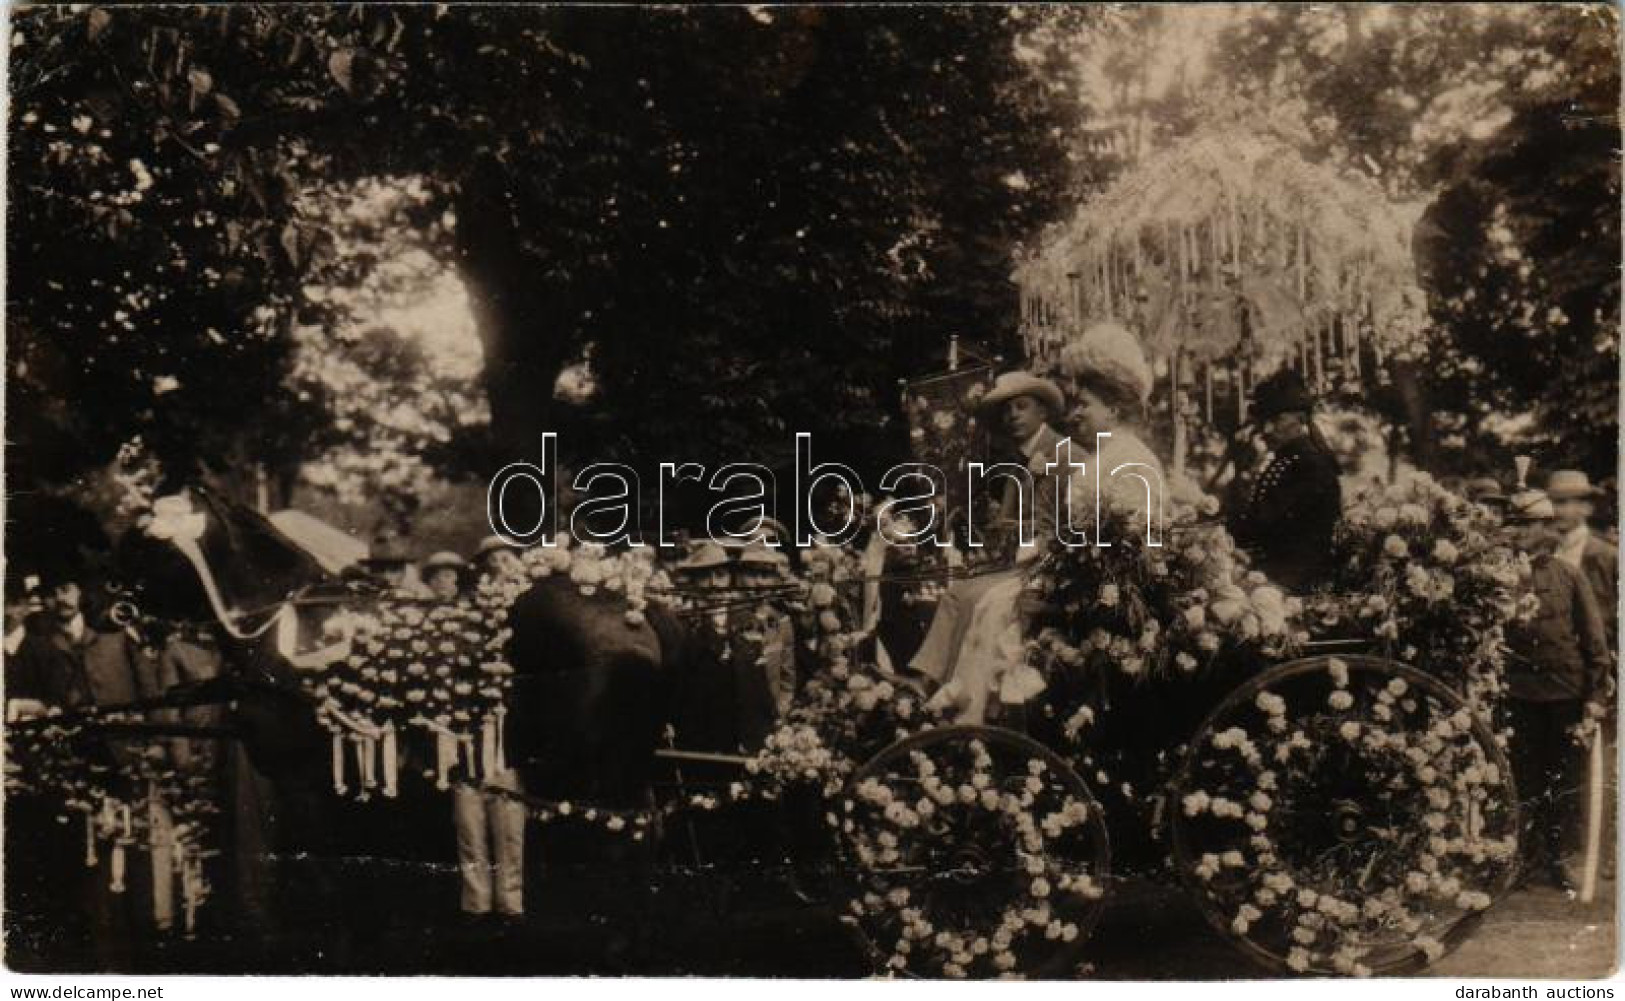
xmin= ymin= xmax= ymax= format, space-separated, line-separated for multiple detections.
xmin=9 ymin=5 xmax=1092 ymax=512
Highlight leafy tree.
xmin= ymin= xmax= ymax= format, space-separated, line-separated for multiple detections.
xmin=10 ymin=5 xmax=1094 ymax=530
xmin=1414 ymin=9 xmax=1621 ymax=475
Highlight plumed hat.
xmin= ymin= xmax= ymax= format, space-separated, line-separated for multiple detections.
xmin=1059 ymin=322 xmax=1152 ymax=404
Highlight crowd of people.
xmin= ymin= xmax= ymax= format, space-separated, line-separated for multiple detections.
xmin=2 ymin=322 xmax=1617 ymax=964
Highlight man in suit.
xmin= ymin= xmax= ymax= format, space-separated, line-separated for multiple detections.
xmin=1503 ymin=489 xmax=1613 ymax=892
xmin=1225 ymin=369 xmax=1343 ymax=593
xmin=909 ymin=371 xmax=1067 ymax=686
xmin=1547 ymin=469 xmax=1618 ymax=651
xmin=29 ymin=571 xmax=162 ymax=964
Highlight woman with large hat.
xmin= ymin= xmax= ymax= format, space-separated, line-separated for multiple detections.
xmin=931 ymin=323 xmax=1165 ymax=724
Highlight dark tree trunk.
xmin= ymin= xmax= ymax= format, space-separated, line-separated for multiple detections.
xmin=453 ymin=160 xmax=576 ymax=475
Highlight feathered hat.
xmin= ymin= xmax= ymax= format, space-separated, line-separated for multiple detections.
xmin=1059 ymin=321 xmax=1153 ymax=404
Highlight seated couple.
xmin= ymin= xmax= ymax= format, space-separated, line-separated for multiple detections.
xmin=912 ymin=321 xmax=1164 ymax=724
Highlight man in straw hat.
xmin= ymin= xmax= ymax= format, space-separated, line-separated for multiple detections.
xmin=422 ymin=551 xmax=470 ymax=602
xmin=1546 ymin=469 xmax=1617 ymax=647
xmin=473 ymin=535 xmax=525 ymax=583
xmin=909 ymin=370 xmax=1066 ymax=687
xmin=1226 ymin=368 xmax=1342 ymax=592
xmin=1502 ymin=487 xmax=1611 ymax=892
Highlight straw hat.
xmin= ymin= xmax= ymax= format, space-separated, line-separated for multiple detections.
xmin=1545 ymin=469 xmax=1604 ymax=501
xmin=980 ymin=371 xmax=1065 ymax=416
xmin=475 ymin=535 xmax=516 ymax=559
xmin=1505 ymin=489 xmax=1556 ymax=523
xmin=676 ymin=542 xmax=731 ymax=573
xmin=422 ymin=551 xmax=467 ymax=574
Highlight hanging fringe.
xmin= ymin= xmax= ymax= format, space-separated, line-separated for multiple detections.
xmin=84 ymin=810 xmax=98 ymax=867
xmin=181 ymin=854 xmax=199 ymax=937
xmin=382 ymin=724 xmax=399 ymax=798
xmin=110 ymin=843 xmax=127 ymax=894
xmin=480 ymin=716 xmax=497 ymax=780
xmin=494 ymin=708 xmax=508 ymax=774
xmin=460 ymin=735 xmax=478 ymax=785
xmin=331 ymin=731 xmax=347 ymax=795
xmin=435 ymin=731 xmax=453 ymax=790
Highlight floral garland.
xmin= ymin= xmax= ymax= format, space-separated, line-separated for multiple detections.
xmin=311 ymin=594 xmax=511 ymax=796
xmin=6 ymin=712 xmax=221 ymax=935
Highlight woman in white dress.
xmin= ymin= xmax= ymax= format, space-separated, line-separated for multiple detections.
xmin=929 ymin=322 xmax=1165 ymax=724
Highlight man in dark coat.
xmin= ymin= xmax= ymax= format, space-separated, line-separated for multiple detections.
xmin=1547 ymin=469 xmax=1618 ymax=652
xmin=1503 ymin=489 xmax=1612 ymax=891
xmin=1225 ymin=369 xmax=1343 ymax=593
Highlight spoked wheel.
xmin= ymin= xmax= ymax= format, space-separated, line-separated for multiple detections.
xmin=836 ymin=725 xmax=1109 ymax=979
xmin=1170 ymin=655 xmax=1519 ymax=976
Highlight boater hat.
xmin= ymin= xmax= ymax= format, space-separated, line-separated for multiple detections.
xmin=980 ymin=371 xmax=1065 ymax=417
xmin=1545 ymin=469 xmax=1604 ymax=501
xmin=423 ymin=551 xmax=467 ymax=574
xmin=675 ymin=542 xmax=731 ymax=573
xmin=474 ymin=535 xmax=516 ymax=559
xmin=1505 ymin=489 xmax=1556 ymax=523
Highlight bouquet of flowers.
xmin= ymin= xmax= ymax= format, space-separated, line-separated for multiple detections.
xmin=1027 ymin=487 xmax=1306 ymax=699
xmin=1307 ymin=471 xmax=1532 ymax=719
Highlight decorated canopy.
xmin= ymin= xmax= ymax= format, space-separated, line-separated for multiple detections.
xmin=1015 ymin=127 xmax=1427 ymax=385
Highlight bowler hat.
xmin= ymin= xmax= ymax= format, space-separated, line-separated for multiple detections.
xmin=1248 ymin=369 xmax=1316 ymax=425
xmin=1464 ymin=477 xmax=1507 ymax=505
xmin=1545 ymin=469 xmax=1604 ymax=501
xmin=980 ymin=371 xmax=1065 ymax=418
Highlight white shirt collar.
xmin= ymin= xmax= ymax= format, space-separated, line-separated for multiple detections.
xmin=1021 ymin=425 xmax=1058 ymax=460
xmin=63 ymin=612 xmax=86 ymax=642
xmin=4 ymin=625 xmax=24 ymax=656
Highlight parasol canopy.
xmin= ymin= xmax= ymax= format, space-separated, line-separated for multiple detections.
xmin=1016 ymin=126 xmax=1426 ymax=374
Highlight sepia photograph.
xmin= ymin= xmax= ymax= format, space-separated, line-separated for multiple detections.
xmin=3 ymin=2 xmax=1620 ymax=984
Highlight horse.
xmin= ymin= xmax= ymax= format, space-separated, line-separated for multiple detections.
xmin=108 ymin=489 xmax=349 ymax=960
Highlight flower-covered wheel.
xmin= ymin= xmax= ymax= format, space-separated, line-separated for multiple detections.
xmin=1170 ymin=655 xmax=1518 ymax=976
xmin=837 ymin=725 xmax=1110 ymax=979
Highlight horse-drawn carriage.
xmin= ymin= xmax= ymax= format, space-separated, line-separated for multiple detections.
xmin=6 ymin=438 xmax=1525 ymax=978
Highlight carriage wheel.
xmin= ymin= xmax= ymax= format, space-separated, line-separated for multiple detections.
xmin=836 ymin=725 xmax=1109 ymax=979
xmin=1169 ymin=655 xmax=1519 ymax=976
